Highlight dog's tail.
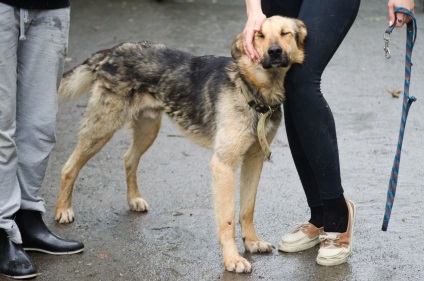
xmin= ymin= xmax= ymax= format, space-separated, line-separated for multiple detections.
xmin=58 ymin=49 xmax=111 ymax=100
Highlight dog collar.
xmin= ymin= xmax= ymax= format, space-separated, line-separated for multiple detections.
xmin=239 ymin=81 xmax=281 ymax=160
xmin=240 ymin=82 xmax=280 ymax=114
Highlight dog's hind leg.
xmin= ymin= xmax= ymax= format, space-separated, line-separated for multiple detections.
xmin=55 ymin=86 xmax=129 ymax=223
xmin=124 ymin=112 xmax=162 ymax=212
xmin=239 ymin=147 xmax=274 ymax=254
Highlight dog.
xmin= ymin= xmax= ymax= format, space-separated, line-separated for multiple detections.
xmin=54 ymin=16 xmax=306 ymax=273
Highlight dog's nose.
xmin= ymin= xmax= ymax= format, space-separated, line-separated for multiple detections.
xmin=268 ymin=46 xmax=282 ymax=58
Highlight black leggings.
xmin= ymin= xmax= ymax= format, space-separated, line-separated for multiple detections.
xmin=262 ymin=0 xmax=361 ymax=207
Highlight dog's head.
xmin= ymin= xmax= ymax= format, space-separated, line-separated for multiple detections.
xmin=231 ymin=16 xmax=307 ymax=69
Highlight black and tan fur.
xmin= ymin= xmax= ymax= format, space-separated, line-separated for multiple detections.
xmin=55 ymin=16 xmax=306 ymax=273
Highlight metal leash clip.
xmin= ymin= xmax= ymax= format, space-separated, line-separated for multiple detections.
xmin=383 ymin=32 xmax=391 ymax=59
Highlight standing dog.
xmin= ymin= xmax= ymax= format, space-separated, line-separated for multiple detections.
xmin=55 ymin=16 xmax=306 ymax=273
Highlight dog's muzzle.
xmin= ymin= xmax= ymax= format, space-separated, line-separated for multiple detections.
xmin=261 ymin=46 xmax=289 ymax=69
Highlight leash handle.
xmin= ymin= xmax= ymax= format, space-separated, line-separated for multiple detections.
xmin=382 ymin=7 xmax=417 ymax=231
xmin=384 ymin=8 xmax=417 ymax=59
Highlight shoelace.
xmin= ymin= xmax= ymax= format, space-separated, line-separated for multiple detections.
xmin=292 ymin=222 xmax=312 ymax=233
xmin=319 ymin=233 xmax=341 ymax=248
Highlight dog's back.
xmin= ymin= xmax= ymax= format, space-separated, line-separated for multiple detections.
xmin=59 ymin=41 xmax=236 ymax=145
xmin=60 ymin=41 xmax=233 ymax=99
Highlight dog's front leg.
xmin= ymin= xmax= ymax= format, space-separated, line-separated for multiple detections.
xmin=239 ymin=149 xmax=274 ymax=254
xmin=211 ymin=154 xmax=251 ymax=273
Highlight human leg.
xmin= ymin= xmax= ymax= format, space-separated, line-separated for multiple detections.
xmin=0 ymin=4 xmax=37 ymax=279
xmin=16 ymin=8 xmax=70 ymax=212
xmin=14 ymin=7 xmax=83 ymax=255
xmin=262 ymin=0 xmax=325 ymax=228
xmin=277 ymin=107 xmax=325 ymax=252
xmin=263 ymin=0 xmax=360 ymax=259
xmin=264 ymin=0 xmax=359 ymax=226
xmin=286 ymin=0 xmax=360 ymax=232
xmin=0 ymin=2 xmax=22 ymax=245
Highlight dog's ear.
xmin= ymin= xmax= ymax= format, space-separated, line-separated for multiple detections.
xmin=291 ymin=19 xmax=307 ymax=64
xmin=231 ymin=32 xmax=245 ymax=59
xmin=294 ymin=19 xmax=307 ymax=47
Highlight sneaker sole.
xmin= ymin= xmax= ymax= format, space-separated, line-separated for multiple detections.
xmin=2 ymin=273 xmax=38 ymax=280
xmin=278 ymin=237 xmax=320 ymax=253
xmin=316 ymin=200 xmax=356 ymax=266
xmin=316 ymin=255 xmax=349 ymax=266
xmin=23 ymin=247 xmax=84 ymax=255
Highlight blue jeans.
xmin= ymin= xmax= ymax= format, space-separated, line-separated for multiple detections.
xmin=0 ymin=4 xmax=70 ymax=243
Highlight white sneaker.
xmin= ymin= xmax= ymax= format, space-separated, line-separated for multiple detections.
xmin=316 ymin=199 xmax=356 ymax=266
xmin=278 ymin=222 xmax=324 ymax=252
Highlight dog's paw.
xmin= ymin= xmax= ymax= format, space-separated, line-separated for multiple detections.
xmin=128 ymin=198 xmax=149 ymax=212
xmin=244 ymin=239 xmax=274 ymax=253
xmin=224 ymin=255 xmax=252 ymax=273
xmin=55 ymin=208 xmax=75 ymax=224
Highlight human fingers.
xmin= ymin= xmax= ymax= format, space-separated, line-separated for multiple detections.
xmin=395 ymin=13 xmax=406 ymax=27
xmin=243 ymin=23 xmax=261 ymax=61
xmin=388 ymin=2 xmax=396 ymax=26
xmin=243 ymin=27 xmax=255 ymax=61
xmin=246 ymin=31 xmax=261 ymax=61
xmin=394 ymin=13 xmax=409 ymax=27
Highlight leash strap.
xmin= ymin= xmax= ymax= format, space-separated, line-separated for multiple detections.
xmin=382 ymin=7 xmax=417 ymax=231
xmin=257 ymin=109 xmax=272 ymax=160
xmin=239 ymin=81 xmax=278 ymax=160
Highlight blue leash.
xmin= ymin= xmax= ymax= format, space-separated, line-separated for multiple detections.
xmin=382 ymin=7 xmax=417 ymax=231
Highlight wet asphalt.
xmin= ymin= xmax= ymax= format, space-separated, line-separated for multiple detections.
xmin=17 ymin=0 xmax=424 ymax=280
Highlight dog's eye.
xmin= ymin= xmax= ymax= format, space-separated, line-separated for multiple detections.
xmin=256 ymin=32 xmax=265 ymax=39
xmin=281 ymin=31 xmax=291 ymax=37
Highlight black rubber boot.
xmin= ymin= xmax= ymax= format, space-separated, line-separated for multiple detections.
xmin=0 ymin=229 xmax=37 ymax=279
xmin=15 ymin=210 xmax=84 ymax=255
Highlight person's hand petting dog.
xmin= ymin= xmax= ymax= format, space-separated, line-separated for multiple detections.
xmin=243 ymin=0 xmax=266 ymax=62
